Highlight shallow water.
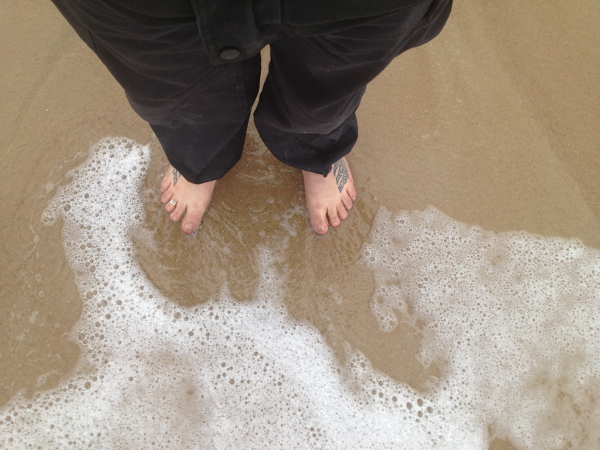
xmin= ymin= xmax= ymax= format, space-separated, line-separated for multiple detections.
xmin=1 ymin=139 xmax=599 ymax=448
xmin=1 ymin=1 xmax=600 ymax=449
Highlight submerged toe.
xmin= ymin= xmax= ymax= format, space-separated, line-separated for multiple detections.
xmin=182 ymin=208 xmax=203 ymax=233
xmin=165 ymin=199 xmax=176 ymax=213
xmin=328 ymin=208 xmax=341 ymax=227
xmin=311 ymin=214 xmax=329 ymax=235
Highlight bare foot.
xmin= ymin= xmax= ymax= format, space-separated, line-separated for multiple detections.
xmin=302 ymin=158 xmax=357 ymax=235
xmin=160 ymin=166 xmax=216 ymax=234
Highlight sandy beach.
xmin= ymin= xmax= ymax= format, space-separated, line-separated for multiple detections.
xmin=1 ymin=1 xmax=599 ymax=448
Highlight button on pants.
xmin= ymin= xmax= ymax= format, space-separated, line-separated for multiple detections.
xmin=51 ymin=0 xmax=451 ymax=184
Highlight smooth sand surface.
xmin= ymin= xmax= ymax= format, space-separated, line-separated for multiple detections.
xmin=1 ymin=1 xmax=599 ymax=448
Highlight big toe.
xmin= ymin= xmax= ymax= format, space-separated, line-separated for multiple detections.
xmin=182 ymin=208 xmax=204 ymax=234
xmin=311 ymin=213 xmax=329 ymax=235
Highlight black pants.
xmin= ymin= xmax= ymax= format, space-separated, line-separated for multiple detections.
xmin=52 ymin=0 xmax=451 ymax=184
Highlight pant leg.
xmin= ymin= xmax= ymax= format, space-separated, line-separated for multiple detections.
xmin=254 ymin=0 xmax=452 ymax=176
xmin=51 ymin=0 xmax=261 ymax=184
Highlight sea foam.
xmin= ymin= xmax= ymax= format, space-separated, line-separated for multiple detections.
xmin=0 ymin=138 xmax=598 ymax=449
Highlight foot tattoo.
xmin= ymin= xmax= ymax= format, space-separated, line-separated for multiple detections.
xmin=302 ymin=157 xmax=357 ymax=235
xmin=333 ymin=159 xmax=349 ymax=193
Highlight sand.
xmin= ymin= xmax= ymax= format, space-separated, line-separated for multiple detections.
xmin=1 ymin=1 xmax=599 ymax=449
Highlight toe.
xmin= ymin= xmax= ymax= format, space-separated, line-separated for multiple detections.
xmin=338 ymin=205 xmax=349 ymax=220
xmin=341 ymin=194 xmax=353 ymax=211
xmin=165 ymin=199 xmax=176 ymax=213
xmin=182 ymin=208 xmax=203 ymax=234
xmin=311 ymin=212 xmax=329 ymax=235
xmin=346 ymin=183 xmax=357 ymax=203
xmin=328 ymin=207 xmax=341 ymax=227
xmin=161 ymin=189 xmax=173 ymax=204
xmin=160 ymin=173 xmax=172 ymax=194
xmin=160 ymin=180 xmax=171 ymax=194
xmin=170 ymin=203 xmax=185 ymax=222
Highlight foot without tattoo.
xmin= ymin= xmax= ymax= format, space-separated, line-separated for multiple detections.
xmin=160 ymin=166 xmax=216 ymax=234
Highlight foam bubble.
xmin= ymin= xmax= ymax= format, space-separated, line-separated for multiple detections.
xmin=1 ymin=138 xmax=598 ymax=449
xmin=364 ymin=206 xmax=600 ymax=448
xmin=1 ymin=138 xmax=467 ymax=449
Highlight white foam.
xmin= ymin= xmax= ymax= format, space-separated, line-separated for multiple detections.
xmin=1 ymin=138 xmax=598 ymax=449
xmin=364 ymin=207 xmax=600 ymax=448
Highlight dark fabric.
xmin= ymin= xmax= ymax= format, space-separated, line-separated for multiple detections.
xmin=80 ymin=0 xmax=431 ymax=65
xmin=255 ymin=0 xmax=452 ymax=174
xmin=51 ymin=0 xmax=451 ymax=183
xmin=51 ymin=0 xmax=261 ymax=183
xmin=191 ymin=0 xmax=431 ymax=64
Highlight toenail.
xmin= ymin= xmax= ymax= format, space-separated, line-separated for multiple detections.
xmin=184 ymin=224 xmax=192 ymax=231
xmin=352 ymin=197 xmax=357 ymax=202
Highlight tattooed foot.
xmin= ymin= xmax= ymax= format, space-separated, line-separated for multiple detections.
xmin=302 ymin=158 xmax=357 ymax=235
xmin=160 ymin=165 xmax=216 ymax=234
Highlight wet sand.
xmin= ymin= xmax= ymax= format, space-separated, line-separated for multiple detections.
xmin=1 ymin=1 xmax=599 ymax=449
